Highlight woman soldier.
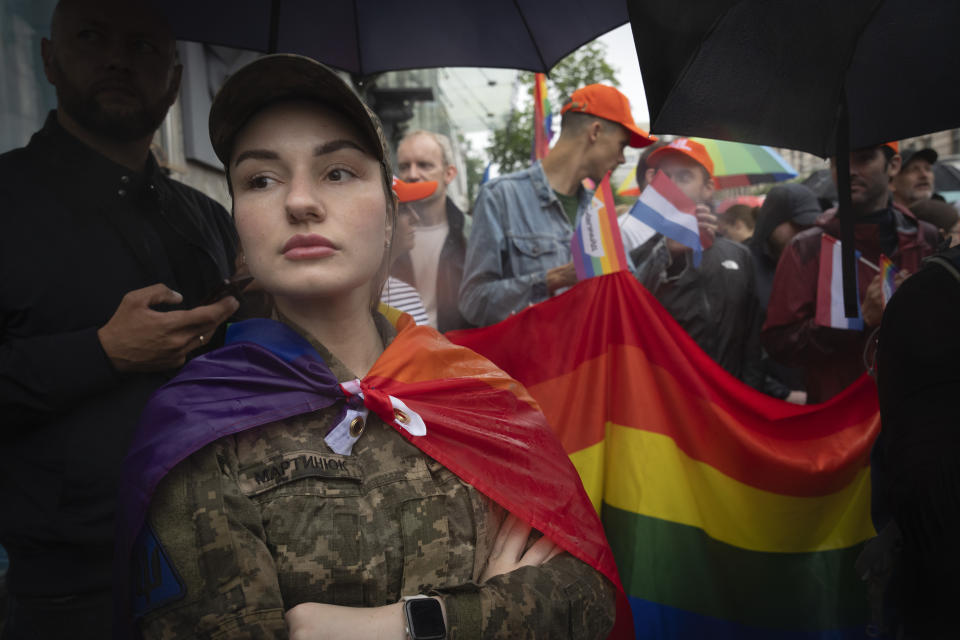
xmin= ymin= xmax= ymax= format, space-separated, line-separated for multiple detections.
xmin=115 ymin=55 xmax=619 ymax=640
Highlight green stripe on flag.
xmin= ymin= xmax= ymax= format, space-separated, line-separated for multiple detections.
xmin=603 ymin=504 xmax=870 ymax=631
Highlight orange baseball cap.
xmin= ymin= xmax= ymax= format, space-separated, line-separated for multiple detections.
xmin=560 ymin=84 xmax=656 ymax=148
xmin=646 ymin=138 xmax=715 ymax=178
xmin=884 ymin=141 xmax=899 ymax=153
xmin=392 ymin=176 xmax=437 ymax=203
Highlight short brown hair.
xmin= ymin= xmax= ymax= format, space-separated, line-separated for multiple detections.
xmin=720 ymin=204 xmax=758 ymax=231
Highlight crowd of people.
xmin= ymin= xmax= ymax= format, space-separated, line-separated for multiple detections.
xmin=3 ymin=0 xmax=959 ymax=638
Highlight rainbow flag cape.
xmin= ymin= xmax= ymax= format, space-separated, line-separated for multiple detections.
xmin=116 ymin=316 xmax=633 ymax=637
xmin=533 ymin=72 xmax=552 ymax=160
xmin=879 ymin=254 xmax=899 ymax=308
xmin=448 ymin=271 xmax=879 ymax=639
xmin=816 ymin=234 xmax=864 ymax=330
xmin=572 ymin=174 xmax=629 ymax=279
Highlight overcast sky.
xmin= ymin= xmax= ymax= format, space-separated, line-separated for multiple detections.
xmin=598 ymin=23 xmax=650 ymax=128
xmin=455 ymin=22 xmax=650 ymax=172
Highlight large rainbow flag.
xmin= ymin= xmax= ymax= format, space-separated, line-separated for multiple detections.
xmin=448 ymin=271 xmax=879 ymax=639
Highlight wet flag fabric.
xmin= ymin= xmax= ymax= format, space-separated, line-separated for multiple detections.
xmin=448 ymin=271 xmax=879 ymax=639
xmin=628 ymin=171 xmax=703 ymax=266
xmin=572 ymin=174 xmax=629 ymax=280
xmin=816 ymin=234 xmax=864 ymax=330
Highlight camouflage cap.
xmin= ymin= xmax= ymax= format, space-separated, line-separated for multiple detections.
xmin=208 ymin=54 xmax=389 ymax=170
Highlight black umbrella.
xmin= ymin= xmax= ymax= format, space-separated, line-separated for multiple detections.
xmin=626 ymin=0 xmax=960 ymax=315
xmin=801 ymin=168 xmax=838 ymax=205
xmin=934 ymin=162 xmax=960 ymax=195
xmin=149 ymin=0 xmax=628 ymax=75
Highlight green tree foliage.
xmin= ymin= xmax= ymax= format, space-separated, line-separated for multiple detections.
xmin=458 ymin=133 xmax=486 ymax=206
xmin=487 ymin=41 xmax=619 ymax=175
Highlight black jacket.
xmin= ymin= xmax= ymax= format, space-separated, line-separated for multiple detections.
xmin=870 ymin=244 xmax=960 ymax=635
xmin=0 ymin=113 xmax=237 ymax=597
xmin=631 ymin=235 xmax=764 ymax=389
xmin=391 ymin=197 xmax=472 ymax=333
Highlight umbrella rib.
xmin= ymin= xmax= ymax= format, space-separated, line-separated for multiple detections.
xmin=512 ymin=0 xmax=549 ymax=73
xmin=824 ymin=0 xmax=886 ymax=154
xmin=353 ymin=0 xmax=364 ymax=75
xmin=268 ymin=0 xmax=280 ymax=53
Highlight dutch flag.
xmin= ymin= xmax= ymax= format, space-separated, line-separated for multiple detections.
xmin=627 ymin=171 xmax=704 ymax=266
xmin=815 ymin=234 xmax=864 ymax=330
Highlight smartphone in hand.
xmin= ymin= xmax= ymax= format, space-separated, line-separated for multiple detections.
xmin=201 ymin=275 xmax=255 ymax=306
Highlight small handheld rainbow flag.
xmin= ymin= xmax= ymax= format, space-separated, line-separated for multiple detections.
xmin=816 ymin=234 xmax=864 ymax=330
xmin=879 ymin=254 xmax=899 ymax=308
xmin=572 ymin=174 xmax=629 ymax=280
xmin=533 ymin=73 xmax=552 ymax=160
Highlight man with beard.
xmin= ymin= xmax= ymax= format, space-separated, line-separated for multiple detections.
xmin=762 ymin=143 xmax=940 ymax=403
xmin=460 ymin=84 xmax=654 ymax=326
xmin=0 ymin=1 xmax=238 ymax=637
xmin=892 ymin=146 xmax=937 ymax=208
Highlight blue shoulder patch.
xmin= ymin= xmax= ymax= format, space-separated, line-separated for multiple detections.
xmin=131 ymin=523 xmax=185 ymax=618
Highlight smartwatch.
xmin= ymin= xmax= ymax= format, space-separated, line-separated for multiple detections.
xmin=402 ymin=595 xmax=446 ymax=640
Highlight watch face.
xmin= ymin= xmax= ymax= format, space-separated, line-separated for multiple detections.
xmin=406 ymin=598 xmax=446 ymax=639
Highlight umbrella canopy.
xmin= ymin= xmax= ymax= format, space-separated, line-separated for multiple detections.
xmin=692 ymin=138 xmax=796 ymax=189
xmin=805 ymin=163 xmax=960 ymax=205
xmin=149 ymin=0 xmax=629 ymax=75
xmin=627 ymin=0 xmax=960 ymax=157
xmin=801 ymin=168 xmax=838 ymax=201
xmin=615 ymin=141 xmax=796 ymax=196
xmin=717 ymin=194 xmax=765 ymax=214
xmin=626 ymin=0 xmax=960 ymax=316
xmin=934 ymin=163 xmax=960 ymax=202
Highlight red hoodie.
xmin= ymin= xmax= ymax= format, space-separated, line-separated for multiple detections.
xmin=761 ymin=202 xmax=940 ymax=403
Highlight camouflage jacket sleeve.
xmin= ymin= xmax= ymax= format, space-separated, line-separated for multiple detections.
xmin=435 ymin=507 xmax=616 ymax=640
xmin=137 ymin=440 xmax=287 ymax=639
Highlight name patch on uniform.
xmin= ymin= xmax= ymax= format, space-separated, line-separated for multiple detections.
xmin=131 ymin=522 xmax=185 ymax=618
xmin=238 ymin=450 xmax=360 ymax=495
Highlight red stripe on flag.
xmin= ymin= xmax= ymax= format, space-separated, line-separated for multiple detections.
xmin=816 ymin=234 xmax=837 ymax=327
xmin=448 ymin=272 xmax=879 ymax=498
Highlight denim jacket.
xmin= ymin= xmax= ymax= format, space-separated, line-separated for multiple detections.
xmin=458 ymin=161 xmax=593 ymax=326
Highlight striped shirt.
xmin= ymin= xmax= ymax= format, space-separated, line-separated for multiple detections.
xmin=380 ymin=277 xmax=429 ymax=326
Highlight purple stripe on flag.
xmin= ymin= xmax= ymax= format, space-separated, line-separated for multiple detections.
xmin=572 ymin=228 xmax=592 ymax=279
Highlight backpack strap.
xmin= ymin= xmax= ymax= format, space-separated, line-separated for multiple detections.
xmin=923 ymin=246 xmax=960 ymax=284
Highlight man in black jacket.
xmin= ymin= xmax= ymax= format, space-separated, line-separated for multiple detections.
xmin=748 ymin=183 xmax=822 ymax=402
xmin=629 ymin=138 xmax=764 ymax=389
xmin=393 ymin=130 xmax=471 ymax=332
xmin=0 ymin=1 xmax=238 ymax=637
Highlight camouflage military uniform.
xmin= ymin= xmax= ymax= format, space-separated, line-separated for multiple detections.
xmin=137 ymin=315 xmax=615 ymax=639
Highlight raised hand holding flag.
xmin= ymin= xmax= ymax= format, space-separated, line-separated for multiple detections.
xmin=628 ymin=170 xmax=705 ymax=266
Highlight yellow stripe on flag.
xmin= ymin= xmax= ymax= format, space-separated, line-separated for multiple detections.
xmin=601 ymin=425 xmax=876 ymax=553
xmin=568 ymin=437 xmax=605 ymax=513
